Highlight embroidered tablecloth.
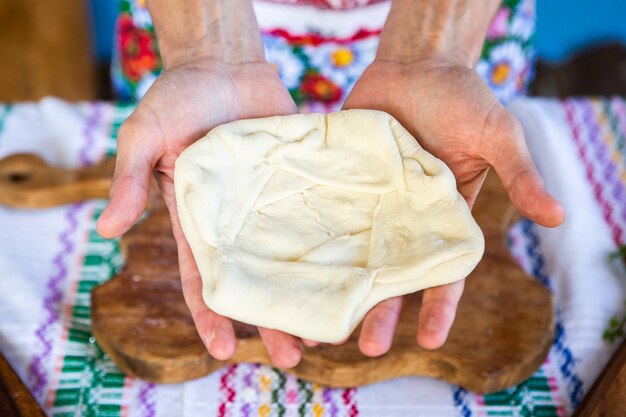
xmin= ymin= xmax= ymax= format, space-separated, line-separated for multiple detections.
xmin=0 ymin=96 xmax=624 ymax=416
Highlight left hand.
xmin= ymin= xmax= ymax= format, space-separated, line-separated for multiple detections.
xmin=342 ymin=57 xmax=565 ymax=356
xmin=96 ymin=58 xmax=306 ymax=368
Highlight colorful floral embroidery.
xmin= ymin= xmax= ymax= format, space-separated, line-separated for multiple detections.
xmin=129 ymin=0 xmax=153 ymax=26
xmin=117 ymin=14 xmax=159 ymax=83
xmin=477 ymin=41 xmax=527 ymax=103
xmin=511 ymin=0 xmax=535 ymax=39
xmin=487 ymin=8 xmax=510 ymax=40
xmin=258 ymin=0 xmax=387 ymax=9
xmin=300 ymin=73 xmax=343 ymax=102
xmin=263 ymin=35 xmax=306 ymax=89
xmin=113 ymin=0 xmax=160 ymax=100
xmin=478 ymin=0 xmax=536 ymax=103
xmin=113 ymin=0 xmax=535 ymax=106
xmin=265 ymin=28 xmax=382 ymax=46
xmin=260 ymin=31 xmax=379 ymax=110
xmin=305 ymin=38 xmax=376 ymax=86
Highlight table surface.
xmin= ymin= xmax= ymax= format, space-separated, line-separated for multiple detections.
xmin=0 ymin=0 xmax=96 ymax=102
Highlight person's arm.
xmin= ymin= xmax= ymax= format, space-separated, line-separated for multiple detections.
xmin=377 ymin=0 xmax=501 ymax=67
xmin=345 ymin=0 xmax=564 ymax=357
xmin=146 ymin=0 xmax=265 ymax=68
xmin=98 ymin=0 xmax=304 ymax=368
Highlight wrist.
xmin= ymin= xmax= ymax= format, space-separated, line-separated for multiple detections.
xmin=376 ymin=0 xmax=501 ymax=68
xmin=375 ymin=48 xmax=474 ymax=69
xmin=159 ymin=44 xmax=266 ymax=70
xmin=146 ymin=0 xmax=265 ymax=70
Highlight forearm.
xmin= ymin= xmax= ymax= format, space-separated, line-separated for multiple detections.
xmin=377 ymin=0 xmax=501 ymax=67
xmin=146 ymin=0 xmax=264 ymax=68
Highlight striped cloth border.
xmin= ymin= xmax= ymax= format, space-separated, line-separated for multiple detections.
xmin=217 ymin=363 xmax=358 ymax=417
xmin=563 ymin=98 xmax=626 ymax=248
xmin=43 ymin=103 xmax=134 ymax=417
xmin=453 ymin=220 xmax=581 ymax=417
xmin=451 ymin=96 xmax=626 ymax=416
xmin=0 ymin=104 xmax=13 ymax=138
xmin=26 ymin=97 xmax=626 ymax=415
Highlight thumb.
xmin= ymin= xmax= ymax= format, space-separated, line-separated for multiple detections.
xmin=96 ymin=116 xmax=160 ymax=238
xmin=485 ymin=113 xmax=565 ymax=228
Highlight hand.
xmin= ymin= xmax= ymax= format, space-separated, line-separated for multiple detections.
xmin=96 ymin=57 xmax=309 ymax=368
xmin=342 ymin=58 xmax=565 ymax=356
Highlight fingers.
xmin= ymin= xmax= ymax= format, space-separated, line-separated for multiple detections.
xmin=96 ymin=116 xmax=161 ymax=238
xmin=358 ymin=297 xmax=403 ymax=357
xmin=456 ymin=168 xmax=490 ymax=209
xmin=258 ymin=328 xmax=303 ymax=369
xmin=498 ymin=164 xmax=565 ymax=228
xmin=186 ymin=300 xmax=237 ymax=361
xmin=417 ymin=280 xmax=464 ymax=349
xmin=176 ymin=226 xmax=238 ymax=360
xmin=162 ymin=179 xmax=237 ymax=360
xmin=160 ymin=175 xmax=304 ymax=368
xmin=484 ymin=112 xmax=565 ymax=228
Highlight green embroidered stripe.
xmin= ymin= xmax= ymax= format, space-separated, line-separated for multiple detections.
xmin=602 ymin=98 xmax=626 ymax=159
xmin=106 ymin=103 xmax=134 ymax=158
xmin=51 ymin=205 xmax=127 ymax=417
xmin=120 ymin=0 xmax=132 ymax=14
xmin=0 ymin=104 xmax=13 ymax=137
xmin=50 ymin=104 xmax=132 ymax=416
xmin=297 ymin=379 xmax=313 ymax=417
xmin=482 ymin=368 xmax=560 ymax=417
xmin=270 ymin=368 xmax=286 ymax=417
xmin=52 ymin=106 xmax=132 ymax=415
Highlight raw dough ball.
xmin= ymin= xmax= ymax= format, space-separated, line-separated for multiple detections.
xmin=174 ymin=110 xmax=484 ymax=343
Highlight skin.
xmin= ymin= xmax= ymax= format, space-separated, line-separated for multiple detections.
xmin=344 ymin=60 xmax=564 ymax=354
xmin=96 ymin=0 xmax=565 ymax=367
xmin=343 ymin=0 xmax=565 ymax=356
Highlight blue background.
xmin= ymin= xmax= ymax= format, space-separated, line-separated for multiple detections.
xmin=87 ymin=0 xmax=626 ymax=63
xmin=535 ymin=0 xmax=626 ymax=62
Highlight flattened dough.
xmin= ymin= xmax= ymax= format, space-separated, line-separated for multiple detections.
xmin=175 ymin=110 xmax=484 ymax=343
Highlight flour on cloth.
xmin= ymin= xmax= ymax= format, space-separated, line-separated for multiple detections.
xmin=174 ymin=110 xmax=484 ymax=342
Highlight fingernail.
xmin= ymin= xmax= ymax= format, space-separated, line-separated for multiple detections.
xmin=208 ymin=328 xmax=237 ymax=361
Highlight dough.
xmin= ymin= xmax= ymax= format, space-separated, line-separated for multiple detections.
xmin=174 ymin=110 xmax=484 ymax=343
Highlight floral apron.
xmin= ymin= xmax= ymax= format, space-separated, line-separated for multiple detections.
xmin=113 ymin=0 xmax=535 ymax=109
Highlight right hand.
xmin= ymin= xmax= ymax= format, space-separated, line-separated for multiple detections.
xmin=96 ymin=57 xmax=308 ymax=368
xmin=342 ymin=57 xmax=564 ymax=357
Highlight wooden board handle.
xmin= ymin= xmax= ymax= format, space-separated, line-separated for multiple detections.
xmin=0 ymin=351 xmax=46 ymax=417
xmin=0 ymin=154 xmax=114 ymax=208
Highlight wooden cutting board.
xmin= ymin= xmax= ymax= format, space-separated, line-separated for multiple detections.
xmin=0 ymin=154 xmax=556 ymax=393
xmin=0 ymin=350 xmax=46 ymax=417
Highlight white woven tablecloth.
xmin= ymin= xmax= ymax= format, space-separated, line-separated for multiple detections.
xmin=0 ymin=96 xmax=624 ymax=416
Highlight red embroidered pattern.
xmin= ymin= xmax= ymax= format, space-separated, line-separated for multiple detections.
xmin=263 ymin=28 xmax=381 ymax=45
xmin=117 ymin=14 xmax=160 ymax=82
xmin=300 ymin=73 xmax=343 ymax=102
xmin=258 ymin=0 xmax=387 ymax=9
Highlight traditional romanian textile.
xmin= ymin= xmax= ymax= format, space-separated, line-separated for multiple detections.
xmin=0 ymin=96 xmax=624 ymax=416
xmin=113 ymin=0 xmax=536 ymax=106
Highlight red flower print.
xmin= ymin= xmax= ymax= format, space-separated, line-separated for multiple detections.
xmin=300 ymin=73 xmax=343 ymax=102
xmin=262 ymin=0 xmax=386 ymax=10
xmin=117 ymin=14 xmax=160 ymax=82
